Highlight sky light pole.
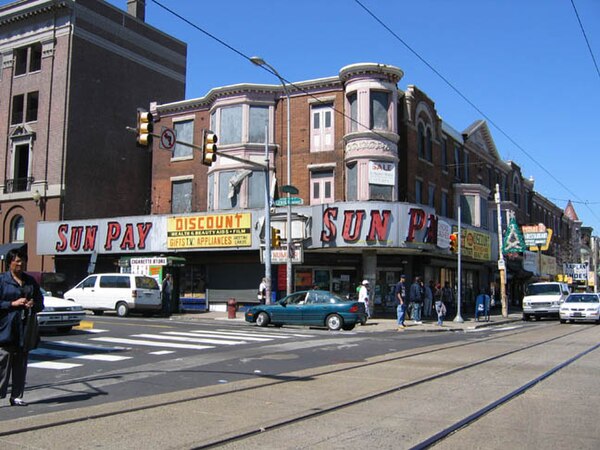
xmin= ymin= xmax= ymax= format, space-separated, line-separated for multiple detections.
xmin=250 ymin=56 xmax=294 ymax=295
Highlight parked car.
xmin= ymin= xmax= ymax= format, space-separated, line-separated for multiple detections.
xmin=63 ymin=273 xmax=161 ymax=317
xmin=559 ymin=293 xmax=600 ymax=324
xmin=38 ymin=288 xmax=86 ymax=333
xmin=522 ymin=282 xmax=570 ymax=321
xmin=245 ymin=290 xmax=367 ymax=331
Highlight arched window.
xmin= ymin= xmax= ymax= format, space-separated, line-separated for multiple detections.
xmin=426 ymin=127 xmax=432 ymax=162
xmin=11 ymin=215 xmax=25 ymax=242
xmin=417 ymin=123 xmax=425 ymax=158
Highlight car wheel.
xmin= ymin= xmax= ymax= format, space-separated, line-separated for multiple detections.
xmin=92 ymin=310 xmax=104 ymax=316
xmin=256 ymin=312 xmax=270 ymax=327
xmin=522 ymin=314 xmax=530 ymax=321
xmin=116 ymin=302 xmax=129 ymax=317
xmin=560 ymin=319 xmax=566 ymax=324
xmin=342 ymin=323 xmax=355 ymax=331
xmin=360 ymin=317 xmax=367 ymax=325
xmin=326 ymin=314 xmax=343 ymax=331
xmin=57 ymin=326 xmax=73 ymax=333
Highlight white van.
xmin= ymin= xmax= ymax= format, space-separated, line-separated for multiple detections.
xmin=64 ymin=273 xmax=161 ymax=317
xmin=522 ymin=282 xmax=570 ymax=321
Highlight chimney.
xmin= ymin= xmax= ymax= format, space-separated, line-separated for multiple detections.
xmin=127 ymin=0 xmax=145 ymax=21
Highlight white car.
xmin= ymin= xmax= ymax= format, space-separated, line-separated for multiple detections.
xmin=38 ymin=288 xmax=87 ymax=333
xmin=559 ymin=293 xmax=600 ymax=324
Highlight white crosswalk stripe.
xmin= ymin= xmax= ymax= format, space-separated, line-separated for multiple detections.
xmin=29 ymin=326 xmax=316 ymax=370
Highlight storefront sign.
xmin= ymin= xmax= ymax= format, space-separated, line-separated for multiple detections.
xmin=167 ymin=213 xmax=252 ymax=249
xmin=564 ymin=262 xmax=588 ymax=281
xmin=452 ymin=227 xmax=492 ymax=261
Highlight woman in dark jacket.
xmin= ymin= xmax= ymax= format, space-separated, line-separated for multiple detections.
xmin=0 ymin=248 xmax=44 ymax=406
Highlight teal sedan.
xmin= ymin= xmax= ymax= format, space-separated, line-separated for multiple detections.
xmin=245 ymin=290 xmax=367 ymax=331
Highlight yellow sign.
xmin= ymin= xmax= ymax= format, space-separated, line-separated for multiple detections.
xmin=454 ymin=228 xmax=492 ymax=261
xmin=167 ymin=213 xmax=252 ymax=248
xmin=528 ymin=228 xmax=553 ymax=251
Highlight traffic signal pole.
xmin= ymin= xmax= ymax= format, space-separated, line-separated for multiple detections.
xmin=453 ymin=203 xmax=464 ymax=323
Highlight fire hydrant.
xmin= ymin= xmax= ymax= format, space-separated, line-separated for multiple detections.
xmin=227 ymin=298 xmax=237 ymax=319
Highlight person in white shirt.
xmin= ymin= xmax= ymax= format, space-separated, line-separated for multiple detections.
xmin=358 ymin=279 xmax=371 ymax=318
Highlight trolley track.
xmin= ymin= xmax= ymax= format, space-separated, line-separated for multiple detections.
xmin=0 ymin=323 xmax=594 ymax=449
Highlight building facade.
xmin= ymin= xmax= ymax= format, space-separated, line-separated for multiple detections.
xmin=0 ymin=0 xmax=187 ymax=272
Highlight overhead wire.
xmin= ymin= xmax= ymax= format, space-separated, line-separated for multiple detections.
xmin=570 ymin=0 xmax=600 ymax=82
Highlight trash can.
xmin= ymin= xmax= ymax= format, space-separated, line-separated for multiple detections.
xmin=227 ymin=298 xmax=237 ymax=319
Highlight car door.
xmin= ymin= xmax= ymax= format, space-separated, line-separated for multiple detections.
xmin=69 ymin=275 xmax=97 ymax=309
xmin=271 ymin=292 xmax=306 ymax=324
xmin=302 ymin=291 xmax=329 ymax=325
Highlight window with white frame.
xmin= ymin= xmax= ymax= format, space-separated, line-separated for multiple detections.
xmin=346 ymin=162 xmax=357 ymax=201
xmin=171 ymin=179 xmax=193 ymax=213
xmin=217 ymin=105 xmax=242 ymax=145
xmin=11 ymin=215 xmax=25 ymax=242
xmin=348 ymin=92 xmax=358 ymax=132
xmin=211 ymin=104 xmax=270 ymax=146
xmin=173 ymin=120 xmax=194 ymax=158
xmin=247 ymin=170 xmax=266 ymax=208
xmin=249 ymin=106 xmax=268 ymax=143
xmin=310 ymin=170 xmax=334 ymax=204
xmin=370 ymin=91 xmax=389 ymax=130
xmin=311 ymin=104 xmax=334 ymax=152
xmin=218 ymin=171 xmax=238 ymax=210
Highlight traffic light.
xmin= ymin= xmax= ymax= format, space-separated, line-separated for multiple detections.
xmin=202 ymin=129 xmax=218 ymax=166
xmin=136 ymin=109 xmax=153 ymax=148
xmin=449 ymin=232 xmax=458 ymax=254
xmin=271 ymin=226 xmax=281 ymax=248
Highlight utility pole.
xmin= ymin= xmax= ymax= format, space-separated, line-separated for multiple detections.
xmin=495 ymin=184 xmax=508 ymax=318
xmin=453 ymin=203 xmax=464 ymax=323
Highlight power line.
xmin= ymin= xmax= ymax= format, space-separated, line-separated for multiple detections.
xmin=353 ymin=0 xmax=600 ymax=225
xmin=570 ymin=0 xmax=600 ymax=82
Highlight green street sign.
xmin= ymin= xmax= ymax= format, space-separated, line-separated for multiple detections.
xmin=274 ymin=197 xmax=303 ymax=207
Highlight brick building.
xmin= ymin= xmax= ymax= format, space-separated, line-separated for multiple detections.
xmin=0 ymin=0 xmax=186 ymax=274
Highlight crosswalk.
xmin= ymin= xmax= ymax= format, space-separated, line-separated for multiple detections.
xmin=29 ymin=327 xmax=315 ymax=371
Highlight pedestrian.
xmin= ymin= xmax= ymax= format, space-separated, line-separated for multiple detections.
xmin=409 ymin=276 xmax=424 ymax=324
xmin=358 ymin=279 xmax=371 ymax=319
xmin=258 ymin=277 xmax=267 ymax=304
xmin=434 ymin=296 xmax=447 ymax=326
xmin=394 ymin=274 xmax=408 ymax=330
xmin=423 ymin=280 xmax=433 ymax=319
xmin=161 ymin=273 xmax=172 ymax=317
xmin=0 ymin=248 xmax=44 ymax=406
xmin=441 ymin=281 xmax=455 ymax=311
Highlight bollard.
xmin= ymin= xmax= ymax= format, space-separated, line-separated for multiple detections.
xmin=227 ymin=298 xmax=237 ymax=319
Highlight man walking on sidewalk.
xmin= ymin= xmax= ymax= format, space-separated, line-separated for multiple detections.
xmin=409 ymin=276 xmax=424 ymax=324
xmin=394 ymin=274 xmax=408 ymax=330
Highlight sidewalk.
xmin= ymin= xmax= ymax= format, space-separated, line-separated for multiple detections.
xmin=169 ymin=308 xmax=524 ymax=332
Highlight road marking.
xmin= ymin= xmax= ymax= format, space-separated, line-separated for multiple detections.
xmin=215 ymin=329 xmax=315 ymax=338
xmin=166 ymin=331 xmax=271 ymax=342
xmin=79 ymin=328 xmax=109 ymax=333
xmin=50 ymin=340 xmax=131 ymax=351
xmin=149 ymin=350 xmax=175 ymax=355
xmin=132 ymin=333 xmax=245 ymax=346
xmin=91 ymin=337 xmax=214 ymax=350
xmin=28 ymin=361 xmax=82 ymax=370
xmin=76 ymin=354 xmax=131 ymax=362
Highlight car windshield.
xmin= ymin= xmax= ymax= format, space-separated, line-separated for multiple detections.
xmin=565 ymin=294 xmax=599 ymax=303
xmin=525 ymin=284 xmax=561 ymax=296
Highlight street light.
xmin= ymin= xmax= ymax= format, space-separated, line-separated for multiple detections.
xmin=250 ymin=56 xmax=293 ymax=295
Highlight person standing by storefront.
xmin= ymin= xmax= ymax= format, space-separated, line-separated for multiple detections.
xmin=161 ymin=274 xmax=172 ymax=317
xmin=394 ymin=274 xmax=408 ymax=330
xmin=0 ymin=248 xmax=44 ymax=406
xmin=358 ymin=280 xmax=371 ymax=319
xmin=258 ymin=278 xmax=267 ymax=305
xmin=409 ymin=276 xmax=424 ymax=324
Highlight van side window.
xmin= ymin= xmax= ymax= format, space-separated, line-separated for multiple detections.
xmin=81 ymin=276 xmax=96 ymax=289
xmin=100 ymin=276 xmax=131 ymax=289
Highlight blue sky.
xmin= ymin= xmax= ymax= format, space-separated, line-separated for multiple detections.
xmin=5 ymin=0 xmax=600 ymax=231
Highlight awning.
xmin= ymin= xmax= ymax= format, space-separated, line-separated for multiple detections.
xmin=0 ymin=243 xmax=27 ymax=260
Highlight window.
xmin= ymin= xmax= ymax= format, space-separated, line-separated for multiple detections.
xmin=417 ymin=123 xmax=424 ymax=158
xmin=14 ymin=43 xmax=41 ymax=76
xmin=370 ymin=91 xmax=389 ymax=130
xmin=481 ymin=198 xmax=488 ymax=229
xmin=249 ymin=106 xmax=268 ymax=143
xmin=247 ymin=170 xmax=265 ymax=208
xmin=81 ymin=276 xmax=97 ymax=289
xmin=100 ymin=276 xmax=131 ymax=288
xmin=415 ymin=179 xmax=423 ymax=204
xmin=348 ymin=92 xmax=358 ymax=132
xmin=428 ymin=184 xmax=435 ymax=208
xmin=460 ymin=195 xmax=475 ymax=226
xmin=463 ymin=151 xmax=469 ymax=183
xmin=171 ymin=179 xmax=193 ymax=213
xmin=441 ymin=139 xmax=448 ymax=172
xmin=512 ymin=176 xmax=521 ymax=206
xmin=219 ymin=105 xmax=242 ymax=145
xmin=311 ymin=104 xmax=334 ymax=151
xmin=346 ymin=163 xmax=357 ymax=201
xmin=10 ymin=216 xmax=25 ymax=242
xmin=173 ymin=120 xmax=194 ymax=158
xmin=426 ymin=128 xmax=432 ymax=162
xmin=218 ymin=171 xmax=237 ymax=210
xmin=11 ymin=143 xmax=30 ymax=192
xmin=454 ymin=146 xmax=461 ymax=179
xmin=26 ymin=91 xmax=39 ymax=122
xmin=441 ymin=191 xmax=448 ymax=217
xmin=310 ymin=170 xmax=334 ymax=204
xmin=11 ymin=94 xmax=24 ymax=125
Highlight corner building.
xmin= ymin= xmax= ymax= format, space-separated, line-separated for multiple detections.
xmin=39 ymin=62 xmax=578 ymax=312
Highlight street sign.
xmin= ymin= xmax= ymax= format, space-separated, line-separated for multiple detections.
xmin=259 ymin=243 xmax=303 ymax=264
xmin=160 ymin=127 xmax=176 ymax=150
xmin=274 ymin=197 xmax=303 ymax=207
